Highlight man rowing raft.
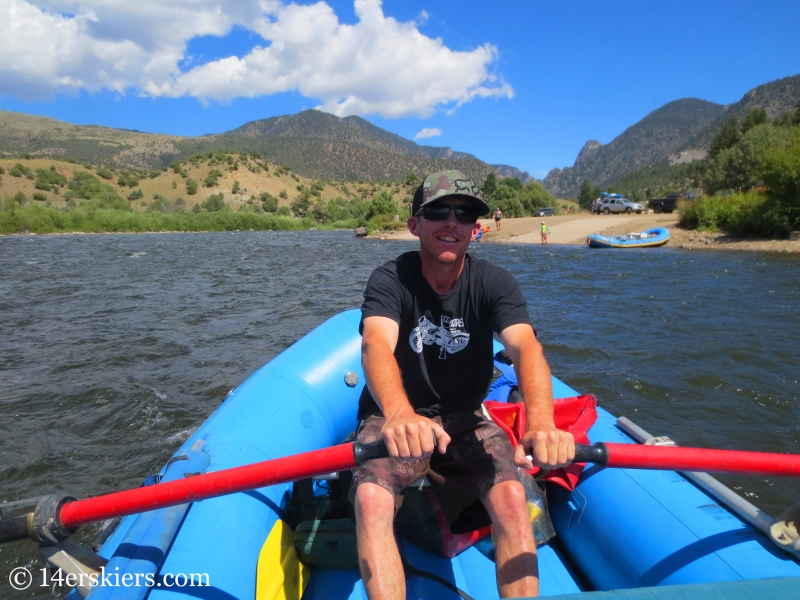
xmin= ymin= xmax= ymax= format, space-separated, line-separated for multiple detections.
xmin=352 ymin=169 xmax=575 ymax=599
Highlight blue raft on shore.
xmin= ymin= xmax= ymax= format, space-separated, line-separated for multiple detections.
xmin=587 ymin=227 xmax=670 ymax=248
xmin=78 ymin=310 xmax=800 ymax=599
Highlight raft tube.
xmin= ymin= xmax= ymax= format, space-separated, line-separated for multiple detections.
xmin=587 ymin=227 xmax=670 ymax=248
xmin=80 ymin=310 xmax=799 ymax=599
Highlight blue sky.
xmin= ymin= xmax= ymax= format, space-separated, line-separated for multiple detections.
xmin=0 ymin=0 xmax=798 ymax=178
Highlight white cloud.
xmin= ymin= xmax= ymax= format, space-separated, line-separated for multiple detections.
xmin=0 ymin=0 xmax=513 ymax=118
xmin=414 ymin=127 xmax=442 ymax=139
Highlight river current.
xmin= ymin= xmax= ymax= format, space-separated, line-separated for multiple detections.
xmin=1 ymin=230 xmax=799 ymax=595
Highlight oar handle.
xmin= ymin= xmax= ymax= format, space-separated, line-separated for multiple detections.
xmin=574 ymin=442 xmax=609 ymax=465
xmin=354 ymin=439 xmax=391 ymax=465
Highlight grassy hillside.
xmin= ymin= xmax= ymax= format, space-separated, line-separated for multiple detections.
xmin=0 ymin=153 xmax=422 ymax=234
xmin=0 ymin=154 xmax=418 ymax=212
xmin=0 ymin=109 xmax=532 ymax=184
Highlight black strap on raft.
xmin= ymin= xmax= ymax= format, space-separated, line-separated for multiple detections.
xmin=292 ymin=479 xmax=317 ymax=520
xmin=402 ymin=558 xmax=475 ymax=600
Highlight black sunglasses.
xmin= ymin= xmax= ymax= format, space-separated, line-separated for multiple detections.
xmin=416 ymin=204 xmax=478 ymax=224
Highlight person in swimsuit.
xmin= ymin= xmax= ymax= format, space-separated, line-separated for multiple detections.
xmin=540 ymin=221 xmax=549 ymax=245
xmin=494 ymin=207 xmax=503 ymax=230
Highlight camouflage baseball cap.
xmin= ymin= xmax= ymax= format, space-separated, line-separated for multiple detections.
xmin=412 ymin=170 xmax=489 ymax=217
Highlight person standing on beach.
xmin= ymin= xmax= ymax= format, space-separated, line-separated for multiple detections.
xmin=352 ymin=169 xmax=574 ymax=599
xmin=540 ymin=221 xmax=550 ymax=245
xmin=494 ymin=207 xmax=503 ymax=230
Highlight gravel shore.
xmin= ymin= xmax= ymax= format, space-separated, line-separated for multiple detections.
xmin=382 ymin=213 xmax=800 ymax=254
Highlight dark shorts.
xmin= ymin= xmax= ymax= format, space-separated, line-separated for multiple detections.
xmin=349 ymin=406 xmax=519 ymax=527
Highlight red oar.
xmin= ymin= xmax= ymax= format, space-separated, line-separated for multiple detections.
xmin=2 ymin=441 xmax=800 ymax=545
xmin=0 ymin=441 xmax=387 ymax=545
xmin=578 ymin=442 xmax=800 ymax=477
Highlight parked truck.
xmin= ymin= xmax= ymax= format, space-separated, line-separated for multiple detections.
xmin=647 ymin=193 xmax=680 ymax=213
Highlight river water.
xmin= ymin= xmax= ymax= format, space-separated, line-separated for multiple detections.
xmin=1 ymin=230 xmax=799 ymax=595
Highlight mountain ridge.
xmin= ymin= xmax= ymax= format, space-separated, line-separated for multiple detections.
xmin=543 ymin=73 xmax=800 ymax=197
xmin=0 ymin=109 xmax=534 ymax=185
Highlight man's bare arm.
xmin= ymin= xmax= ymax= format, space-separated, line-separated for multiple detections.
xmin=361 ymin=316 xmax=450 ymax=458
xmin=499 ymin=323 xmax=574 ymax=469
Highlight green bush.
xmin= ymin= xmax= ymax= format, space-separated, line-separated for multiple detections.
xmin=10 ymin=163 xmax=34 ymax=179
xmin=704 ymin=124 xmax=791 ymax=194
xmin=116 ymin=174 xmax=139 ymax=187
xmin=0 ymin=201 xmax=308 ymax=234
xmin=232 ymin=180 xmax=240 ymax=194
xmin=277 ymin=206 xmax=291 ymax=217
xmin=89 ymin=189 xmax=132 ymax=211
xmin=186 ymin=179 xmax=198 ymax=195
xmin=365 ymin=190 xmax=399 ymax=221
xmin=490 ymin=183 xmax=525 ymax=218
xmin=291 ymin=189 xmax=312 ymax=217
xmin=201 ymin=192 xmax=227 ymax=212
xmin=519 ymin=180 xmax=559 ymax=214
xmin=678 ymin=192 xmax=785 ymax=237
xmin=96 ymin=167 xmax=113 ymax=180
xmin=760 ymin=127 xmax=800 ymax=231
xmin=68 ymin=171 xmax=105 ymax=199
xmin=204 ymin=169 xmax=223 ymax=187
xmin=32 ymin=192 xmax=47 ymax=201
xmin=150 ymin=197 xmax=174 ymax=213
xmin=0 ymin=166 xmax=5 ymax=175
xmin=260 ymin=193 xmax=278 ymax=213
xmin=35 ymin=168 xmax=67 ymax=191
xmin=127 ymin=189 xmax=144 ymax=201
xmin=13 ymin=191 xmax=27 ymax=205
xmin=279 ymin=189 xmax=288 ymax=199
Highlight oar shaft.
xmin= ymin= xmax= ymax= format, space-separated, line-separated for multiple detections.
xmin=602 ymin=442 xmax=800 ymax=477
xmin=60 ymin=442 xmax=361 ymax=529
xmin=8 ymin=440 xmax=800 ymax=542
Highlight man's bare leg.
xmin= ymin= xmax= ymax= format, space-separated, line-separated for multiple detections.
xmin=355 ymin=482 xmax=404 ymax=600
xmin=482 ymin=480 xmax=539 ymax=598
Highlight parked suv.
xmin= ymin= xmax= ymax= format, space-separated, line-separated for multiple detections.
xmin=648 ymin=193 xmax=680 ymax=214
xmin=597 ymin=197 xmax=644 ymax=214
xmin=534 ymin=207 xmax=555 ymax=217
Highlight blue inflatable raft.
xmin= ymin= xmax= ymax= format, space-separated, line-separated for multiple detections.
xmin=587 ymin=227 xmax=670 ymax=248
xmin=76 ymin=310 xmax=799 ymax=599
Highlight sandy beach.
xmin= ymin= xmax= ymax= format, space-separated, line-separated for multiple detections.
xmin=383 ymin=213 xmax=800 ymax=253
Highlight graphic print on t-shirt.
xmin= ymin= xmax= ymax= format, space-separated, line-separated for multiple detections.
xmin=409 ymin=315 xmax=470 ymax=359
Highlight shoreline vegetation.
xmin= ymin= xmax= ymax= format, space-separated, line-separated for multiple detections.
xmin=0 ymin=153 xmax=567 ymax=237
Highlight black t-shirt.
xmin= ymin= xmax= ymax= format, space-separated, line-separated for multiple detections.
xmin=358 ymin=251 xmax=531 ymax=419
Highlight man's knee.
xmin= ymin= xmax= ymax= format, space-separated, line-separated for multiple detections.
xmin=354 ymin=482 xmax=395 ymax=525
xmin=484 ymin=480 xmax=529 ymax=530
